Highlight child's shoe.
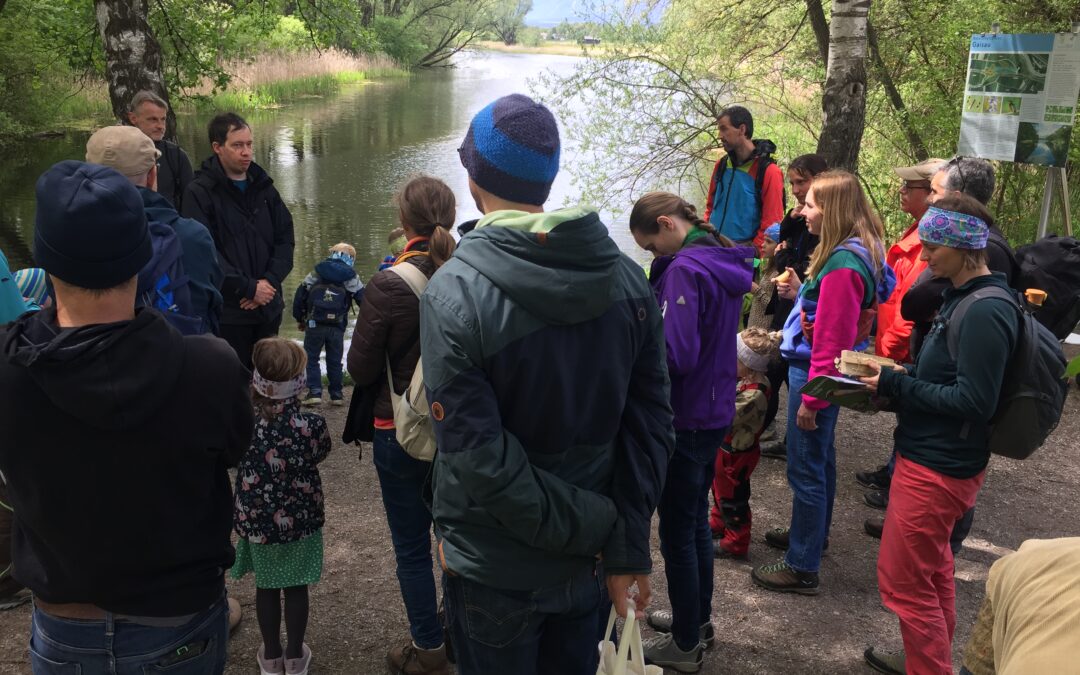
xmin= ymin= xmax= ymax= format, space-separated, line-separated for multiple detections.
xmin=302 ymin=396 xmax=323 ymax=406
xmin=257 ymin=645 xmax=284 ymax=675
xmin=330 ymin=398 xmax=345 ymax=407
xmin=284 ymin=644 xmax=312 ymax=675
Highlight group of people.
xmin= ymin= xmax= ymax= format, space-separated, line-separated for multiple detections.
xmin=0 ymin=87 xmax=1067 ymax=675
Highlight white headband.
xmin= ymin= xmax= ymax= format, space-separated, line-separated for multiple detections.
xmin=252 ymin=366 xmax=307 ymax=400
xmin=737 ymin=333 xmax=771 ymax=372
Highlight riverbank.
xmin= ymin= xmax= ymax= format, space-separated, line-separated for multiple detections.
xmin=473 ymin=39 xmax=608 ymax=57
xmin=5 ymin=50 xmax=407 ymax=141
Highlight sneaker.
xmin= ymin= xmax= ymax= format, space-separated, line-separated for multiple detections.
xmin=642 ymin=632 xmax=703 ymax=673
xmin=760 ymin=440 xmax=787 ymax=460
xmin=257 ymin=645 xmax=284 ymax=675
xmin=284 ymin=643 xmax=312 ymax=675
xmin=759 ymin=422 xmax=777 ymax=442
xmin=864 ymin=646 xmax=906 ymax=674
xmin=387 ymin=641 xmax=450 ymax=675
xmin=864 ymin=489 xmax=889 ymax=510
xmin=302 ymin=397 xmax=322 ymax=406
xmin=0 ymin=587 xmax=31 ymax=611
xmin=763 ymin=528 xmax=828 ymax=551
xmin=330 ymin=398 xmax=345 ymax=407
xmin=751 ymin=560 xmax=820 ymax=595
xmin=713 ymin=539 xmax=748 ymax=560
xmin=645 ymin=609 xmax=715 ymax=650
xmin=864 ymin=516 xmax=884 ymax=539
xmin=855 ymin=465 xmax=891 ymax=490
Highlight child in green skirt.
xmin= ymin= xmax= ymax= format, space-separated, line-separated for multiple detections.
xmin=233 ymin=338 xmax=332 ymax=675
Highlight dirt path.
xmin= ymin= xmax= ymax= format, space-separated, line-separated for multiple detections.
xmin=2 ymin=388 xmax=1078 ymax=674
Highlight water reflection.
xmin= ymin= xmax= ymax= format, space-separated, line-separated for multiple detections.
xmin=0 ymin=51 xmax=651 ymax=342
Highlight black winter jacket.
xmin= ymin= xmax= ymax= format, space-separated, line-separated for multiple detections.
xmin=0 ymin=308 xmax=253 ymax=616
xmin=155 ymin=140 xmax=194 ymax=211
xmin=182 ymin=157 xmax=295 ymax=325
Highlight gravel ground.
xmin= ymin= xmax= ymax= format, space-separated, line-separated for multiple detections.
xmin=2 ymin=385 xmax=1078 ymax=675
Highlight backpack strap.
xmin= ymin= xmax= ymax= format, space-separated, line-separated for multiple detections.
xmin=945 ymin=286 xmax=1021 ymax=361
xmin=386 ymin=260 xmax=429 ymax=299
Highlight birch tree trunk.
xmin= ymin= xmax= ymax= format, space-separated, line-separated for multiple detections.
xmin=94 ymin=0 xmax=175 ymax=139
xmin=816 ymin=0 xmax=869 ymax=172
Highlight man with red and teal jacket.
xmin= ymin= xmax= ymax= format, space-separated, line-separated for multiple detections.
xmin=703 ymin=106 xmax=785 ymax=254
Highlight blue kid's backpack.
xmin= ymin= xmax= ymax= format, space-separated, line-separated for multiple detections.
xmin=136 ymin=221 xmax=203 ymax=335
xmin=308 ymin=281 xmax=350 ymax=326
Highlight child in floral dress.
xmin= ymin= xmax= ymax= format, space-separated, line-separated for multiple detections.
xmin=233 ymin=338 xmax=332 ymax=675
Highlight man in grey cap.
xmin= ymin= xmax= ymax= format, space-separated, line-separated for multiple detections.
xmin=0 ymin=161 xmax=252 ymax=674
xmin=86 ymin=125 xmax=223 ymax=335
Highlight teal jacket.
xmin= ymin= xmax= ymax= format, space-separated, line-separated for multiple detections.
xmin=420 ymin=208 xmax=675 ymax=590
xmin=0 ymin=250 xmax=28 ymax=325
xmin=878 ymin=273 xmax=1019 ymax=478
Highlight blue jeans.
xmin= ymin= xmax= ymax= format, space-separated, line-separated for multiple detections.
xmin=29 ymin=596 xmax=228 ymax=675
xmin=373 ymin=429 xmax=442 ymax=649
xmin=443 ymin=561 xmax=607 ymax=675
xmin=658 ymin=428 xmax=728 ymax=651
xmin=303 ymin=324 xmax=344 ymax=399
xmin=785 ymin=362 xmax=840 ymax=574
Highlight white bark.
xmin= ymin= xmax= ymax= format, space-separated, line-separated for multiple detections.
xmin=816 ymin=0 xmax=869 ymax=172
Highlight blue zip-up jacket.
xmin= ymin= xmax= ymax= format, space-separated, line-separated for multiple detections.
xmin=291 ymin=258 xmax=364 ymax=330
xmin=0 ymin=250 xmax=28 ymax=325
xmin=139 ymin=187 xmax=223 ymax=336
xmin=420 ymin=207 xmax=675 ymax=590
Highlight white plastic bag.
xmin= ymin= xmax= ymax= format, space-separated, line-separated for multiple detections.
xmin=596 ymin=606 xmax=663 ymax=675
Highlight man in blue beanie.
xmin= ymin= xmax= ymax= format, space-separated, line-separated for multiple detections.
xmin=420 ymin=93 xmax=675 ymax=674
xmin=0 ymin=161 xmax=253 ymax=673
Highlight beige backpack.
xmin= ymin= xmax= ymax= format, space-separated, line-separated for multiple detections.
xmin=384 ymin=262 xmax=437 ymax=461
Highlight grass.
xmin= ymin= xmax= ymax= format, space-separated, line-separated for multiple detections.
xmin=189 ymin=49 xmax=407 ymax=111
xmin=473 ymin=40 xmax=610 ymax=57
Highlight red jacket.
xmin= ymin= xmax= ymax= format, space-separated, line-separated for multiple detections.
xmin=875 ymin=221 xmax=926 ymax=363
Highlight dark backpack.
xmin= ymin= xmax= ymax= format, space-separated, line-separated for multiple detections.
xmin=946 ymin=286 xmax=1068 ymax=460
xmin=1014 ymin=235 xmax=1080 ymax=339
xmin=137 ymin=221 xmax=203 ymax=335
xmin=307 ymin=281 xmax=350 ymax=326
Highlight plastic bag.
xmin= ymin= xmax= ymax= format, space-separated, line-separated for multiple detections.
xmin=596 ymin=606 xmax=663 ymax=675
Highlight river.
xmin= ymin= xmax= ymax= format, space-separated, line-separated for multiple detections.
xmin=0 ymin=51 xmax=651 ymax=342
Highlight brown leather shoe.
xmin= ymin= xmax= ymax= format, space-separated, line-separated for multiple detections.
xmin=864 ymin=516 xmax=884 ymax=539
xmin=387 ymin=641 xmax=450 ymax=675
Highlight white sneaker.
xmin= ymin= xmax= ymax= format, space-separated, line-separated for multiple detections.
xmin=285 ymin=644 xmax=311 ymax=675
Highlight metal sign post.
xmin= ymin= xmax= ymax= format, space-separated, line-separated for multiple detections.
xmin=1036 ymin=167 xmax=1074 ymax=239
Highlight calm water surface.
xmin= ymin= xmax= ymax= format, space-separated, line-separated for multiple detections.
xmin=0 ymin=51 xmax=650 ymax=342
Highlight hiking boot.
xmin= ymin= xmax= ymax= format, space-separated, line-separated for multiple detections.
xmin=855 ymin=465 xmax=891 ymax=490
xmin=760 ymin=440 xmax=787 ymax=460
xmin=387 ymin=641 xmax=450 ymax=675
xmin=302 ymin=397 xmax=323 ymax=406
xmin=864 ymin=489 xmax=889 ymax=510
xmin=330 ymin=398 xmax=345 ymax=407
xmin=714 ymin=539 xmax=748 ymax=560
xmin=763 ymin=528 xmax=828 ymax=551
xmin=864 ymin=646 xmax=905 ymax=674
xmin=751 ymin=560 xmax=819 ymax=595
xmin=641 ymin=632 xmax=703 ymax=673
xmin=645 ymin=609 xmax=715 ymax=649
xmin=284 ymin=643 xmax=311 ymax=675
xmin=0 ymin=587 xmax=31 ymax=611
xmin=864 ymin=516 xmax=884 ymax=540
xmin=257 ymin=645 xmax=284 ymax=675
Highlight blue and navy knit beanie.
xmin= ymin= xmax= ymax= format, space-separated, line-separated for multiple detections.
xmin=34 ymin=160 xmax=151 ymax=289
xmin=458 ymin=94 xmax=560 ymax=206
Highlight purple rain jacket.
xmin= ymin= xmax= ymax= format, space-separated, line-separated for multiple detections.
xmin=648 ymin=235 xmax=755 ymax=431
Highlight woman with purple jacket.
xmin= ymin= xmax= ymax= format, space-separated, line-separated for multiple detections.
xmin=630 ymin=192 xmax=754 ymax=673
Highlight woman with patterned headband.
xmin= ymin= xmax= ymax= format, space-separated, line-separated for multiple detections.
xmin=859 ymin=193 xmax=1021 ymax=675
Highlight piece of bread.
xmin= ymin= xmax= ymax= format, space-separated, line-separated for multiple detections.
xmin=776 ymin=269 xmax=792 ymax=284
xmin=836 ymin=350 xmax=898 ymax=378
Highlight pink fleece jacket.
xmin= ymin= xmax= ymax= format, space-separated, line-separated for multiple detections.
xmin=803 ymin=267 xmax=866 ymax=411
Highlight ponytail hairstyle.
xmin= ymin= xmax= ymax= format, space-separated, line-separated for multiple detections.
xmin=629 ymin=191 xmax=734 ymax=245
xmin=394 ymin=175 xmax=457 ymax=268
xmin=251 ymin=338 xmax=307 ymax=421
xmin=805 ymin=170 xmax=885 ymax=281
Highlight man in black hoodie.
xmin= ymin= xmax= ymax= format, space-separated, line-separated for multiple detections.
xmin=0 ymin=161 xmax=253 ymax=673
xmin=182 ymin=112 xmax=295 ymax=369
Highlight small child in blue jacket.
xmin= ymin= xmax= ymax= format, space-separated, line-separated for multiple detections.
xmin=291 ymin=243 xmax=364 ymax=406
